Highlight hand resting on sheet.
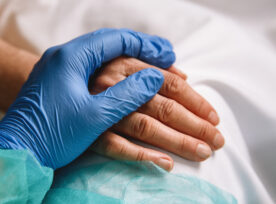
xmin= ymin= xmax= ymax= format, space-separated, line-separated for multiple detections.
xmin=90 ymin=57 xmax=225 ymax=171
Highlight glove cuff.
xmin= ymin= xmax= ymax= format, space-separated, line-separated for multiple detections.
xmin=0 ymin=128 xmax=15 ymax=149
xmin=0 ymin=122 xmax=32 ymax=151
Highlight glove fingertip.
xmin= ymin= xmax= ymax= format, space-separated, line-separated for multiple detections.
xmin=158 ymin=51 xmax=176 ymax=68
xmin=138 ymin=35 xmax=176 ymax=68
xmin=95 ymin=68 xmax=164 ymax=105
xmin=136 ymin=68 xmax=164 ymax=97
xmin=89 ymin=68 xmax=164 ymax=136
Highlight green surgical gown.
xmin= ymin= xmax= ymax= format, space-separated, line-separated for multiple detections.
xmin=0 ymin=149 xmax=237 ymax=204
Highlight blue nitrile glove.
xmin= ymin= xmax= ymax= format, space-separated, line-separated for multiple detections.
xmin=0 ymin=28 xmax=175 ymax=169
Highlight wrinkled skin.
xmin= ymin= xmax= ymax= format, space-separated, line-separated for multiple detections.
xmin=90 ymin=57 xmax=225 ymax=171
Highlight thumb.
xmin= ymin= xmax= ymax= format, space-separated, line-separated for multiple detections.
xmin=91 ymin=68 xmax=164 ymax=132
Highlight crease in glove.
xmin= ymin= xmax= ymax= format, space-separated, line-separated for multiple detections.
xmin=0 ymin=28 xmax=172 ymax=170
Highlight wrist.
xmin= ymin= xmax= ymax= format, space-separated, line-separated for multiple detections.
xmin=0 ymin=123 xmax=45 ymax=165
xmin=0 ymin=39 xmax=39 ymax=111
xmin=0 ymin=119 xmax=49 ymax=168
xmin=0 ymin=126 xmax=51 ymax=170
xmin=0 ymin=132 xmax=10 ymax=149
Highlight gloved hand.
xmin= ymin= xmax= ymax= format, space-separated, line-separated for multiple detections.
xmin=0 ymin=28 xmax=175 ymax=169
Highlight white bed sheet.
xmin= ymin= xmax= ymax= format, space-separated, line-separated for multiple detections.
xmin=0 ymin=0 xmax=275 ymax=203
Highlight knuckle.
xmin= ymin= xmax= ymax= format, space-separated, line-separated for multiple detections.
xmin=132 ymin=115 xmax=158 ymax=140
xmin=95 ymin=76 xmax=115 ymax=91
xmin=179 ymin=136 xmax=188 ymax=153
xmin=135 ymin=149 xmax=146 ymax=161
xmin=121 ymin=57 xmax=133 ymax=71
xmin=164 ymin=74 xmax=183 ymax=95
xmin=198 ymin=122 xmax=210 ymax=139
xmin=102 ymin=135 xmax=129 ymax=157
xmin=196 ymin=99 xmax=207 ymax=115
xmin=121 ymin=57 xmax=139 ymax=74
xmin=109 ymin=57 xmax=138 ymax=76
xmin=158 ymin=98 xmax=175 ymax=122
xmin=133 ymin=117 xmax=149 ymax=137
xmin=101 ymin=135 xmax=118 ymax=155
xmin=133 ymin=116 xmax=150 ymax=138
xmin=117 ymin=143 xmax=128 ymax=157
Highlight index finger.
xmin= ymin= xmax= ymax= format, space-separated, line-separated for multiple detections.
xmin=159 ymin=72 xmax=219 ymax=125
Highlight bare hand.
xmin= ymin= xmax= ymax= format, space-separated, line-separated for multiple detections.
xmin=90 ymin=57 xmax=224 ymax=171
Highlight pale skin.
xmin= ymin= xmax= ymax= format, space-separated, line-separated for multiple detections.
xmin=0 ymin=38 xmax=224 ymax=171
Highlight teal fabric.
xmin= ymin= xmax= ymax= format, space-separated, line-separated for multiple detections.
xmin=0 ymin=149 xmax=237 ymax=204
xmin=46 ymin=157 xmax=237 ymax=204
xmin=44 ymin=189 xmax=121 ymax=204
xmin=0 ymin=149 xmax=53 ymax=203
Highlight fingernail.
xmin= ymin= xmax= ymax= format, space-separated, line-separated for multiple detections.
xmin=213 ymin=133 xmax=225 ymax=149
xmin=157 ymin=158 xmax=173 ymax=171
xmin=196 ymin=144 xmax=212 ymax=159
xmin=208 ymin=110 xmax=219 ymax=125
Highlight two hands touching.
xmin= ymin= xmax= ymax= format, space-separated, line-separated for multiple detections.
xmin=0 ymin=28 xmax=224 ymax=171
xmin=91 ymin=57 xmax=224 ymax=171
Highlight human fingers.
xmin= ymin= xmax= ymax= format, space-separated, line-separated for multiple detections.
xmin=91 ymin=131 xmax=174 ymax=171
xmin=95 ymin=57 xmax=219 ymax=125
xmin=1 ymin=28 xmax=175 ymax=169
xmin=91 ymin=68 xmax=164 ymax=137
xmin=121 ymin=58 xmax=219 ymax=125
xmin=114 ymin=112 xmax=213 ymax=161
xmin=139 ymin=94 xmax=224 ymax=150
xmin=167 ymin=65 xmax=187 ymax=80
xmin=159 ymin=71 xmax=219 ymax=125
